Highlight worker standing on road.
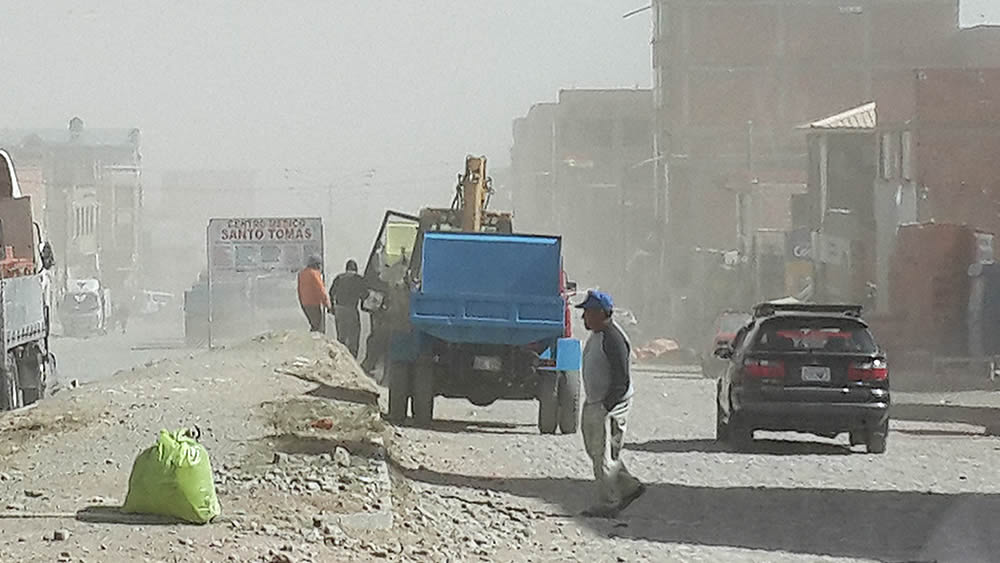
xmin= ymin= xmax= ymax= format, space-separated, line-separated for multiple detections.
xmin=577 ymin=289 xmax=646 ymax=518
xmin=329 ymin=259 xmax=367 ymax=357
xmin=297 ymin=255 xmax=329 ymax=333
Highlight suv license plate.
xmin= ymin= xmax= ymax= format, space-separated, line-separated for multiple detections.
xmin=801 ymin=366 xmax=831 ymax=382
xmin=473 ymin=356 xmax=502 ymax=372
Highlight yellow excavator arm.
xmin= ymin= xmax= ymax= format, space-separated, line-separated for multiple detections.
xmin=459 ymin=155 xmax=489 ymax=232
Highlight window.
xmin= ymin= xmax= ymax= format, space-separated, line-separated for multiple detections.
xmin=879 ymin=133 xmax=897 ymax=180
xmin=880 ymin=131 xmax=908 ymax=181
xmin=73 ymin=204 xmax=99 ymax=238
xmin=754 ymin=319 xmax=877 ymax=354
xmin=901 ymin=130 xmax=913 ymax=181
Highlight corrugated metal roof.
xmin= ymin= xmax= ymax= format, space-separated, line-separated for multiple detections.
xmin=801 ymin=102 xmax=877 ymax=130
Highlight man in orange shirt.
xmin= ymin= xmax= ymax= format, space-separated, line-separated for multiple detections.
xmin=297 ymin=255 xmax=330 ymax=333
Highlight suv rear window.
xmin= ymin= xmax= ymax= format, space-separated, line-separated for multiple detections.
xmin=718 ymin=313 xmax=751 ymax=334
xmin=754 ymin=318 xmax=877 ymax=354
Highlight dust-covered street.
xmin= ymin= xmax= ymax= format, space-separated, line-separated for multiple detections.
xmin=6 ymin=332 xmax=1000 ymax=562
xmin=394 ymin=366 xmax=1000 ymax=562
xmin=8 ymin=2 xmax=1000 ymax=562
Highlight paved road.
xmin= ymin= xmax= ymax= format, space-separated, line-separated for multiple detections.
xmin=49 ymin=317 xmax=190 ymax=386
xmin=395 ymin=366 xmax=1000 ymax=562
xmin=48 ymin=329 xmax=1000 ymax=561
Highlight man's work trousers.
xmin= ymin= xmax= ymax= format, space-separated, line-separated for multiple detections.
xmin=334 ymin=305 xmax=361 ymax=357
xmin=361 ymin=313 xmax=388 ymax=377
xmin=301 ymin=305 xmax=325 ymax=333
xmin=581 ymin=398 xmax=642 ymax=508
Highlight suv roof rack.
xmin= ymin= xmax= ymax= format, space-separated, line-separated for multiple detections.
xmin=752 ymin=302 xmax=863 ymax=318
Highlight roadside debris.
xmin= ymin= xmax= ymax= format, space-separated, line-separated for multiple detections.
xmin=122 ymin=428 xmax=221 ymax=524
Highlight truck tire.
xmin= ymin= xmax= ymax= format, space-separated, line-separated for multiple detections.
xmin=387 ymin=361 xmax=412 ymax=424
xmin=411 ymin=363 xmax=436 ymax=426
xmin=0 ymin=356 xmax=21 ymax=411
xmin=537 ymin=373 xmax=559 ymax=434
xmin=18 ymin=350 xmax=44 ymax=406
xmin=557 ymin=371 xmax=581 ymax=434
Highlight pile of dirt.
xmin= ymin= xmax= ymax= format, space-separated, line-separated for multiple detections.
xmin=0 ymin=331 xmax=397 ymax=562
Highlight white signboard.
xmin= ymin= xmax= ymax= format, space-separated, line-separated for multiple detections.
xmin=206 ymin=217 xmax=324 ymax=348
xmin=207 ymin=217 xmax=324 ymax=274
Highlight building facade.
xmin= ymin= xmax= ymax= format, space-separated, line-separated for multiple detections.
xmin=511 ymin=89 xmax=655 ymax=318
xmin=651 ymin=0 xmax=996 ymax=285
xmin=0 ymin=118 xmax=142 ymax=299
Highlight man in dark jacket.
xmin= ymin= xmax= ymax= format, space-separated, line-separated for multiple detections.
xmin=577 ymin=289 xmax=645 ymax=518
xmin=329 ymin=259 xmax=367 ymax=357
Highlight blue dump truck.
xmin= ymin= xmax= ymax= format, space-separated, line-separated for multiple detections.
xmin=385 ymin=230 xmax=582 ymax=434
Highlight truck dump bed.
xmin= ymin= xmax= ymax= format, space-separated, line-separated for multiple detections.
xmin=410 ymin=232 xmax=565 ymax=346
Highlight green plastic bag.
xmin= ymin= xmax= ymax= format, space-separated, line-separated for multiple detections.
xmin=122 ymin=428 xmax=221 ymax=524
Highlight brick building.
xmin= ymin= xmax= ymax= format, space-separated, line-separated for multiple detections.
xmin=651 ymin=0 xmax=1000 ymax=295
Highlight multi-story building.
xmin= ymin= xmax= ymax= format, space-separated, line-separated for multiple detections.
xmin=511 ymin=89 xmax=655 ymax=319
xmin=0 ymin=117 xmax=142 ymax=297
xmin=802 ymin=68 xmax=1000 ymax=309
xmin=651 ymin=0 xmax=1000 ymax=291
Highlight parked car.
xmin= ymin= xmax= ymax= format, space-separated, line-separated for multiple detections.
xmin=701 ymin=310 xmax=751 ymax=377
xmin=714 ymin=302 xmax=889 ymax=453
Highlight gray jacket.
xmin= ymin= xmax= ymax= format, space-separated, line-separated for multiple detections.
xmin=582 ymin=320 xmax=633 ymax=410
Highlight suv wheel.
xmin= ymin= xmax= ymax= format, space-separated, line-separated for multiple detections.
xmin=866 ymin=420 xmax=889 ymax=454
xmin=715 ymin=397 xmax=728 ymax=441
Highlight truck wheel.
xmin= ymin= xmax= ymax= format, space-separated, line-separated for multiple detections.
xmin=0 ymin=356 xmax=22 ymax=411
xmin=537 ymin=373 xmax=559 ymax=434
xmin=411 ymin=363 xmax=436 ymax=426
xmin=18 ymin=351 xmax=44 ymax=406
xmin=387 ymin=361 xmax=412 ymax=424
xmin=557 ymin=371 xmax=581 ymax=434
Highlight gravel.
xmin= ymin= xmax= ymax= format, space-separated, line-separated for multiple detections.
xmin=8 ymin=329 xmax=1000 ymax=562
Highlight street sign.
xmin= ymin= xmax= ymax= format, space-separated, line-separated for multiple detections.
xmin=206 ymin=217 xmax=324 ymax=348
xmin=207 ymin=217 xmax=323 ymax=274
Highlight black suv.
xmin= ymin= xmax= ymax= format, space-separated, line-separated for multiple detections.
xmin=714 ymin=302 xmax=890 ymax=453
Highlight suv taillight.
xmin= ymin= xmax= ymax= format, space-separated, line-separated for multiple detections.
xmin=744 ymin=359 xmax=785 ymax=379
xmin=849 ymin=359 xmax=888 ymax=382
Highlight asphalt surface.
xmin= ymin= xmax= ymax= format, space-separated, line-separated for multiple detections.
xmin=395 ymin=365 xmax=1000 ymax=562
xmin=49 ymin=316 xmax=189 ymax=386
xmin=48 ymin=326 xmax=1000 ymax=562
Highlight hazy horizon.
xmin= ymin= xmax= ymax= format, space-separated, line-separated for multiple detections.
xmin=0 ymin=1 xmax=653 ymax=192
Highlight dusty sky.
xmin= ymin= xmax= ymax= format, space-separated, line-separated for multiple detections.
xmin=0 ymin=1 xmax=653 ymax=189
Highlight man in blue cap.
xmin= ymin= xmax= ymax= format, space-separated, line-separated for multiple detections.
xmin=576 ymin=289 xmax=646 ymax=518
